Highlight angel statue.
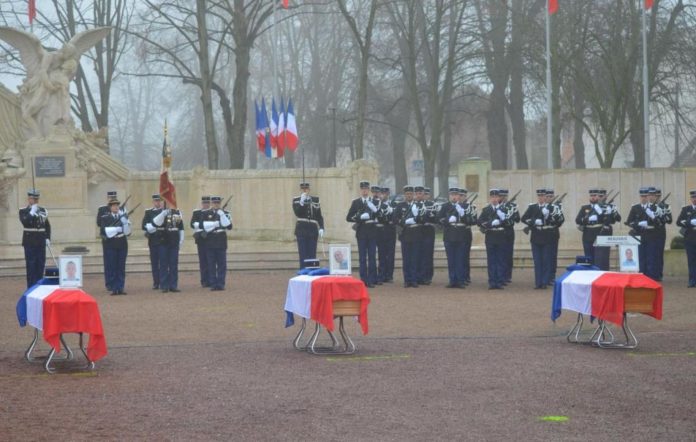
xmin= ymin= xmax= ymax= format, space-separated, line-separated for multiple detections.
xmin=0 ymin=26 xmax=111 ymax=139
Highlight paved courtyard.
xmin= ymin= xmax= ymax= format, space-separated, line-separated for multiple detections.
xmin=1 ymin=268 xmax=695 ymax=441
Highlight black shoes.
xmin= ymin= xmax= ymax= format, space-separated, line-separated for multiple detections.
xmin=111 ymin=290 xmax=126 ymax=296
xmin=153 ymin=285 xmax=159 ymax=290
xmin=170 ymin=288 xmax=181 ymax=293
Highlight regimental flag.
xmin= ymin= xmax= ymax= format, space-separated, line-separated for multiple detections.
xmin=159 ymin=121 xmax=177 ymax=208
xmin=270 ymin=98 xmax=279 ymax=158
xmin=254 ymin=100 xmax=266 ymax=152
xmin=285 ymin=98 xmax=299 ymax=151
xmin=548 ymin=0 xmax=558 ymax=15
xmin=28 ymin=0 xmax=36 ymax=24
xmin=276 ymin=97 xmax=287 ymax=157
xmin=644 ymin=0 xmax=654 ymax=9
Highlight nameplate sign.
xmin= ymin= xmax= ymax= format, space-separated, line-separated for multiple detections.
xmin=35 ymin=156 xmax=66 ymax=177
xmin=595 ymin=235 xmax=641 ymax=246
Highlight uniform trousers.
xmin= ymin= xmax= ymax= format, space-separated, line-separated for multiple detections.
xmin=24 ymin=245 xmax=46 ymax=289
xmin=485 ymin=241 xmax=505 ymax=288
xmin=642 ymin=239 xmax=660 ymax=281
xmin=357 ymin=236 xmax=377 ymax=285
xmin=148 ymin=244 xmax=160 ymax=288
xmin=196 ymin=242 xmax=209 ymax=286
xmin=400 ymin=241 xmax=419 ymax=285
xmin=421 ymin=227 xmax=435 ymax=282
xmin=531 ymin=242 xmax=553 ymax=288
xmin=206 ymin=248 xmax=227 ymax=289
xmin=444 ymin=240 xmax=466 ymax=285
xmin=104 ymin=247 xmax=127 ymax=292
xmin=685 ymin=242 xmax=696 ymax=286
xmin=158 ymin=243 xmax=179 ymax=290
xmin=381 ymin=227 xmax=397 ymax=281
xmin=296 ymin=234 xmax=318 ymax=269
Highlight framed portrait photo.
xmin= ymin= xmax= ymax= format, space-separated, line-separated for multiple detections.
xmin=59 ymin=255 xmax=83 ymax=288
xmin=329 ymin=244 xmax=352 ymax=275
xmin=619 ymin=244 xmax=639 ymax=273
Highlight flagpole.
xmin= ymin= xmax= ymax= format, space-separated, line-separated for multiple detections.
xmin=546 ymin=0 xmax=553 ymax=169
xmin=642 ymin=2 xmax=651 ymax=168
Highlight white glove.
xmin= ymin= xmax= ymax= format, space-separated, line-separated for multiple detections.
xmin=448 ymin=215 xmax=457 ymax=223
xmin=299 ymin=193 xmax=307 ymax=206
xmin=319 ymin=228 xmax=324 ymax=238
xmin=179 ymin=230 xmax=184 ymax=246
xmin=541 ymin=207 xmax=549 ymax=217
xmin=496 ymin=209 xmax=506 ymax=220
xmin=217 ymin=209 xmax=225 ymax=216
xmin=638 ymin=220 xmax=648 ymax=228
xmin=123 ymin=222 xmax=131 ymax=235
xmin=690 ymin=219 xmax=696 ymax=226
xmin=219 ymin=212 xmax=232 ymax=227
xmin=535 ymin=219 xmax=543 ymax=226
xmin=118 ymin=208 xmax=126 ymax=217
xmin=455 ymin=205 xmax=465 ymax=217
xmin=588 ymin=214 xmax=598 ymax=222
xmin=45 ymin=238 xmax=50 ymax=246
xmin=145 ymin=223 xmax=156 ymax=234
xmin=105 ymin=226 xmax=121 ymax=238
xmin=491 ymin=219 xmax=501 ymax=226
xmin=605 ymin=206 xmax=613 ymax=215
xmin=386 ymin=206 xmax=393 ymax=215
xmin=193 ymin=221 xmax=200 ymax=230
xmin=645 ymin=208 xmax=655 ymax=219
xmin=203 ymin=221 xmax=217 ymax=232
xmin=30 ymin=204 xmax=38 ymax=215
xmin=593 ymin=204 xmax=602 ymax=215
xmin=411 ymin=204 xmax=419 ymax=216
xmin=120 ymin=216 xmax=129 ymax=225
xmin=360 ymin=212 xmax=370 ymax=220
xmin=367 ymin=200 xmax=378 ymax=213
xmin=405 ymin=218 xmax=416 ymax=225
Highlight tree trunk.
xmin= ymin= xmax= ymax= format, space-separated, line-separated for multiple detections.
xmin=487 ymin=85 xmax=508 ymax=169
xmin=508 ymin=68 xmax=528 ymax=169
xmin=438 ymin=120 xmax=453 ymax=198
xmin=572 ymin=87 xmax=586 ymax=169
xmin=228 ymin=44 xmax=249 ymax=169
xmin=195 ymin=0 xmax=219 ymax=169
xmin=551 ymin=77 xmax=562 ymax=168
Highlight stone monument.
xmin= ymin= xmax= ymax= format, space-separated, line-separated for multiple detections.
xmin=0 ymin=26 xmax=129 ymax=246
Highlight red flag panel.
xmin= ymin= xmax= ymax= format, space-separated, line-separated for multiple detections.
xmin=548 ymin=0 xmax=558 ymax=15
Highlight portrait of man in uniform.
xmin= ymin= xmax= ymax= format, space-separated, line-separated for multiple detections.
xmin=59 ymin=255 xmax=82 ymax=287
xmin=620 ymin=245 xmax=639 ymax=272
xmin=330 ymin=244 xmax=351 ymax=275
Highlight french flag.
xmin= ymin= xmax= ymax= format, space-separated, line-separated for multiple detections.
xmin=276 ymin=97 xmax=287 ymax=157
xmin=552 ymin=271 xmax=662 ymax=325
xmin=260 ymin=99 xmax=272 ymax=158
xmin=285 ymin=98 xmax=299 ymax=151
xmin=16 ymin=284 xmax=108 ymax=361
xmin=270 ymin=98 xmax=279 ymax=158
xmin=254 ymin=100 xmax=266 ymax=152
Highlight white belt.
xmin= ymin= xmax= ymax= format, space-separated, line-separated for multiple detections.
xmin=166 ymin=228 xmax=179 ymax=231
xmin=642 ymin=226 xmax=655 ymax=230
xmin=585 ymin=224 xmax=603 ymax=229
xmin=23 ymin=228 xmax=46 ymax=232
xmin=451 ymin=223 xmax=470 ymax=228
xmin=363 ymin=220 xmax=377 ymax=224
xmin=540 ymin=226 xmax=557 ymax=230
xmin=407 ymin=224 xmax=420 ymax=228
xmin=297 ymin=218 xmax=319 ymax=225
xmin=487 ymin=227 xmax=504 ymax=231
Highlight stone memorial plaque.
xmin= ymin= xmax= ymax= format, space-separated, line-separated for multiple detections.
xmin=465 ymin=174 xmax=479 ymax=192
xmin=35 ymin=156 xmax=65 ymax=177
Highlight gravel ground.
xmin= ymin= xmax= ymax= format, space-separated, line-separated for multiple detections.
xmin=1 ymin=268 xmax=695 ymax=441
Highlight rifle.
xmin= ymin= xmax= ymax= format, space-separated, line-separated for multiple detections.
xmin=467 ymin=193 xmax=478 ymax=206
xmin=221 ymin=195 xmax=234 ymax=210
xmin=607 ymin=191 xmax=620 ymax=205
xmin=120 ymin=195 xmax=131 ymax=210
xmin=507 ymin=190 xmax=522 ymax=205
xmin=658 ymin=192 xmax=671 ymax=206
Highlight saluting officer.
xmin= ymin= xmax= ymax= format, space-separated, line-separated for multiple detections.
xmin=676 ymin=190 xmax=696 ymax=287
xmin=142 ymin=194 xmax=163 ymax=289
xmin=153 ymin=205 xmax=184 ymax=292
xmin=190 ymin=196 xmax=211 ymax=287
xmin=522 ymin=189 xmax=555 ymax=289
xmin=203 ymin=196 xmax=233 ymax=291
xmin=19 ymin=189 xmax=51 ymax=288
xmin=393 ymin=185 xmax=421 ymax=288
xmin=421 ymin=187 xmax=437 ymax=285
xmin=97 ymin=190 xmax=119 ymax=291
xmin=371 ymin=185 xmax=387 ymax=285
xmin=626 ymin=187 xmax=661 ymax=280
xmin=293 ymin=182 xmax=325 ymax=269
xmin=498 ymin=189 xmax=520 ymax=285
xmin=379 ymin=187 xmax=396 ymax=283
xmin=544 ymin=189 xmax=565 ymax=284
xmin=651 ymin=188 xmax=671 ymax=281
xmin=478 ymin=189 xmax=507 ymax=289
xmin=100 ymin=198 xmax=131 ymax=295
xmin=459 ymin=188 xmax=478 ymax=285
xmin=439 ymin=188 xmax=467 ymax=288
xmin=346 ymin=181 xmax=379 ymax=288
xmin=575 ymin=189 xmax=605 ymax=264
